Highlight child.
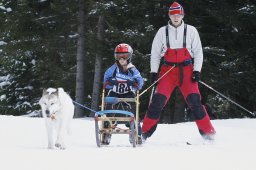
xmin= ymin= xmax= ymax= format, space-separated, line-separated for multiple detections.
xmin=103 ymin=43 xmax=144 ymax=144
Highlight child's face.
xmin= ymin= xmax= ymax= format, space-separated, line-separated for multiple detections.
xmin=118 ymin=58 xmax=128 ymax=66
xmin=115 ymin=53 xmax=129 ymax=66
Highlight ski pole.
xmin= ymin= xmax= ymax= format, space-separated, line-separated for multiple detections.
xmin=148 ymin=86 xmax=155 ymax=107
xmin=139 ymin=65 xmax=175 ymax=97
xmin=135 ymin=91 xmax=140 ymax=144
xmin=199 ymin=81 xmax=255 ymax=117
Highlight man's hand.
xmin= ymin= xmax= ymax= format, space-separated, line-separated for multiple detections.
xmin=192 ymin=71 xmax=201 ymax=82
xmin=150 ymin=72 xmax=158 ymax=84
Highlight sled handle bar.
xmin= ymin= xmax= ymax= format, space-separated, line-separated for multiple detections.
xmin=104 ymin=81 xmax=140 ymax=90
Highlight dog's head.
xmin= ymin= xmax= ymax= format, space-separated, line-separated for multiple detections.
xmin=39 ymin=88 xmax=61 ymax=118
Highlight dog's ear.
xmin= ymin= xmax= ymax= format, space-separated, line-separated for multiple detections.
xmin=52 ymin=88 xmax=59 ymax=95
xmin=42 ymin=88 xmax=47 ymax=95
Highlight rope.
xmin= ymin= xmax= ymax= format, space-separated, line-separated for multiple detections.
xmin=72 ymin=100 xmax=97 ymax=113
xmin=139 ymin=65 xmax=175 ymax=97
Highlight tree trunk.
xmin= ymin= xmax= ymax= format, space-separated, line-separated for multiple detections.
xmin=90 ymin=16 xmax=104 ymax=117
xmin=74 ymin=0 xmax=86 ymax=118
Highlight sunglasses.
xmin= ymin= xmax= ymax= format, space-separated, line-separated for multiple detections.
xmin=114 ymin=53 xmax=130 ymax=60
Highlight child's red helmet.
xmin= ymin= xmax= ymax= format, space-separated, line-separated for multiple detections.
xmin=114 ymin=43 xmax=133 ymax=63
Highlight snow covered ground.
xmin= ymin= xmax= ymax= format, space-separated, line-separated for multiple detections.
xmin=0 ymin=115 xmax=256 ymax=170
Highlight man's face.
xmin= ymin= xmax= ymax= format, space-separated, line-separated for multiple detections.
xmin=169 ymin=14 xmax=184 ymax=27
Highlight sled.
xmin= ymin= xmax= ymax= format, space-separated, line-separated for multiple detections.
xmin=94 ymin=88 xmax=140 ymax=148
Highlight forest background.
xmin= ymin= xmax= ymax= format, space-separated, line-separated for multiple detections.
xmin=0 ymin=0 xmax=255 ymax=123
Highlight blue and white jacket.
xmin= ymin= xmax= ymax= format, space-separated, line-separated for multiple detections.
xmin=103 ymin=63 xmax=144 ymax=94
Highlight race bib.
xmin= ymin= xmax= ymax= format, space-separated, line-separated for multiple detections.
xmin=112 ymin=82 xmax=131 ymax=94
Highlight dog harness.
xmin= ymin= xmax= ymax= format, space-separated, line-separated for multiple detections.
xmin=163 ymin=24 xmax=193 ymax=86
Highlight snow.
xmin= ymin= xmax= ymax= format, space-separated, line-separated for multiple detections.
xmin=0 ymin=6 xmax=12 ymax=12
xmin=0 ymin=41 xmax=7 ymax=46
xmin=0 ymin=81 xmax=11 ymax=88
xmin=238 ymin=5 xmax=255 ymax=15
xmin=0 ymin=115 xmax=256 ymax=170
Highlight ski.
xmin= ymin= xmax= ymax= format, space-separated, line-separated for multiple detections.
xmin=186 ymin=142 xmax=192 ymax=145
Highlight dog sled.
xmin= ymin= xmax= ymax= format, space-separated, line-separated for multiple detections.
xmin=94 ymin=87 xmax=141 ymax=147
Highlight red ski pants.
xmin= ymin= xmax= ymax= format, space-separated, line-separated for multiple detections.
xmin=142 ymin=64 xmax=216 ymax=137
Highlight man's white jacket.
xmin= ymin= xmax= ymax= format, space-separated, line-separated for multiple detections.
xmin=150 ymin=21 xmax=203 ymax=73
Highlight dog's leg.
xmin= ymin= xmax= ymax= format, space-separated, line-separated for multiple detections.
xmin=55 ymin=119 xmax=67 ymax=150
xmin=45 ymin=119 xmax=54 ymax=149
xmin=66 ymin=115 xmax=73 ymax=135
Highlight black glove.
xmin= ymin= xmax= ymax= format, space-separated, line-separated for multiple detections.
xmin=107 ymin=77 xmax=118 ymax=85
xmin=127 ymin=79 xmax=135 ymax=86
xmin=192 ymin=71 xmax=201 ymax=82
xmin=150 ymin=72 xmax=158 ymax=84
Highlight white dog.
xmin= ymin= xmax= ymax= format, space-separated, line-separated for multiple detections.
xmin=39 ymin=88 xmax=74 ymax=149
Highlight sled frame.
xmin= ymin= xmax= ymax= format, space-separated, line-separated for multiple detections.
xmin=94 ymin=88 xmax=140 ymax=147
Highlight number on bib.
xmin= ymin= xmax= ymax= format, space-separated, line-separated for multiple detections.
xmin=113 ymin=83 xmax=131 ymax=94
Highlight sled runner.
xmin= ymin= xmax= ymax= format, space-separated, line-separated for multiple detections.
xmin=94 ymin=88 xmax=140 ymax=147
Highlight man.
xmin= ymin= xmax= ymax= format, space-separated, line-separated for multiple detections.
xmin=142 ymin=2 xmax=216 ymax=142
